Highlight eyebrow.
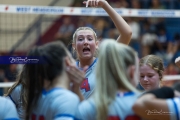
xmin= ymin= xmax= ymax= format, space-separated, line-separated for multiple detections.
xmin=77 ymin=35 xmax=93 ymax=37
xmin=140 ymin=73 xmax=155 ymax=75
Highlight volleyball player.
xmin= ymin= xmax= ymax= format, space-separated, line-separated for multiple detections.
xmin=72 ymin=0 xmax=132 ymax=99
xmin=139 ymin=55 xmax=164 ymax=91
xmin=76 ymin=40 xmax=141 ymax=120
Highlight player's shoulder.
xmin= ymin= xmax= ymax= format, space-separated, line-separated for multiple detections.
xmin=11 ymin=84 xmax=22 ymax=94
xmin=77 ymin=98 xmax=96 ymax=120
xmin=52 ymin=88 xmax=80 ymax=103
xmin=61 ymin=89 xmax=79 ymax=101
xmin=0 ymin=96 xmax=7 ymax=102
xmin=79 ymin=98 xmax=95 ymax=109
xmin=0 ymin=96 xmax=19 ymax=120
xmin=166 ymin=97 xmax=180 ymax=120
xmin=167 ymin=97 xmax=180 ymax=104
xmin=0 ymin=96 xmax=15 ymax=108
xmin=114 ymin=92 xmax=139 ymax=105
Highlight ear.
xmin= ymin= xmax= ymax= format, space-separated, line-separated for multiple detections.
xmin=95 ymin=41 xmax=99 ymax=49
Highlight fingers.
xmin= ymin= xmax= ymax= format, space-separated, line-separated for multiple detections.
xmin=66 ymin=66 xmax=85 ymax=84
xmin=96 ymin=0 xmax=99 ymax=6
xmin=86 ymin=0 xmax=89 ymax=7
xmin=83 ymin=0 xmax=102 ymax=7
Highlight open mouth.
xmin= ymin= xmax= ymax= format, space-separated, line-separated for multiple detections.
xmin=83 ymin=48 xmax=90 ymax=53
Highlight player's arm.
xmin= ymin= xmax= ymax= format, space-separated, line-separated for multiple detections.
xmin=65 ymin=58 xmax=86 ymax=101
xmin=133 ymin=94 xmax=171 ymax=120
xmin=133 ymin=87 xmax=176 ymax=120
xmin=83 ymin=0 xmax=132 ymax=45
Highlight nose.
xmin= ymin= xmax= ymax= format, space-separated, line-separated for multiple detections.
xmin=84 ymin=38 xmax=88 ymax=45
xmin=143 ymin=76 xmax=148 ymax=81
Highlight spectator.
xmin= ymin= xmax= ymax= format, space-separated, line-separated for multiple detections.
xmin=163 ymin=63 xmax=179 ymax=87
xmin=127 ymin=17 xmax=141 ymax=57
xmin=55 ymin=17 xmax=75 ymax=47
xmin=4 ymin=64 xmax=17 ymax=82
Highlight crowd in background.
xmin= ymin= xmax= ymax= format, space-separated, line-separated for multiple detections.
xmin=0 ymin=0 xmax=180 ymax=95
xmin=55 ymin=0 xmax=180 ymax=87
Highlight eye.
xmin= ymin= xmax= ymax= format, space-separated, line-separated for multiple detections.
xmin=148 ymin=75 xmax=153 ymax=78
xmin=88 ymin=38 xmax=93 ymax=41
xmin=140 ymin=75 xmax=144 ymax=78
xmin=78 ymin=38 xmax=84 ymax=41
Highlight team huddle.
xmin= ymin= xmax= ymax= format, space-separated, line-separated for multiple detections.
xmin=0 ymin=0 xmax=180 ymax=120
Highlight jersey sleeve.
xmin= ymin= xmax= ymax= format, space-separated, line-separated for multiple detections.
xmin=76 ymin=99 xmax=96 ymax=120
xmin=8 ymin=85 xmax=21 ymax=106
xmin=53 ymin=92 xmax=80 ymax=120
xmin=1 ymin=97 xmax=19 ymax=119
xmin=166 ymin=97 xmax=180 ymax=120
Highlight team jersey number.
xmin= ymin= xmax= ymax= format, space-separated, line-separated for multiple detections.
xmin=80 ymin=78 xmax=90 ymax=92
xmin=108 ymin=115 xmax=140 ymax=120
xmin=32 ymin=114 xmax=45 ymax=120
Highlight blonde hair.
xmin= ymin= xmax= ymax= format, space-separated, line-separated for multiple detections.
xmin=94 ymin=40 xmax=139 ymax=120
xmin=72 ymin=27 xmax=97 ymax=43
xmin=72 ymin=27 xmax=99 ymax=58
xmin=139 ymin=55 xmax=164 ymax=82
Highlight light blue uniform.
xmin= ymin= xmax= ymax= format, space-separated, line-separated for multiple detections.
xmin=31 ymin=88 xmax=80 ymax=120
xmin=77 ymin=92 xmax=141 ymax=120
xmin=8 ymin=84 xmax=25 ymax=119
xmin=77 ymin=59 xmax=97 ymax=99
xmin=0 ymin=96 xmax=19 ymax=120
xmin=167 ymin=97 xmax=180 ymax=120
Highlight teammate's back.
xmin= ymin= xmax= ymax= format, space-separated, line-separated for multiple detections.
xmin=0 ymin=96 xmax=19 ymax=120
xmin=24 ymin=41 xmax=84 ymax=120
xmin=32 ymin=88 xmax=79 ymax=120
xmin=77 ymin=92 xmax=140 ymax=120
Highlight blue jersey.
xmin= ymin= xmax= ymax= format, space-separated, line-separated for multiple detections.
xmin=0 ymin=96 xmax=19 ymax=120
xmin=77 ymin=59 xmax=97 ymax=99
xmin=7 ymin=84 xmax=25 ymax=119
xmin=76 ymin=92 xmax=141 ymax=120
xmin=166 ymin=97 xmax=180 ymax=120
xmin=31 ymin=88 xmax=80 ymax=120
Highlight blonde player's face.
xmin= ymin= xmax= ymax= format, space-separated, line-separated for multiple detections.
xmin=75 ymin=30 xmax=97 ymax=60
xmin=139 ymin=64 xmax=160 ymax=90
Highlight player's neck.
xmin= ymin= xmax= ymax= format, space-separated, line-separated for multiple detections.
xmin=44 ymin=72 xmax=70 ymax=91
xmin=79 ymin=57 xmax=96 ymax=68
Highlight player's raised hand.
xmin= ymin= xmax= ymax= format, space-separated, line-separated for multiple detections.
xmin=66 ymin=65 xmax=87 ymax=86
xmin=83 ymin=0 xmax=108 ymax=8
xmin=175 ymin=57 xmax=180 ymax=68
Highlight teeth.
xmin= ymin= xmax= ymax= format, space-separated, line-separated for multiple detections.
xmin=83 ymin=48 xmax=90 ymax=52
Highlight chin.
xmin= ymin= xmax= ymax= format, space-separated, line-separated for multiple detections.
xmin=145 ymin=87 xmax=153 ymax=91
xmin=82 ymin=55 xmax=93 ymax=59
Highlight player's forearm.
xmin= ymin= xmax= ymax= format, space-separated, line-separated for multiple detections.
xmin=133 ymin=94 xmax=170 ymax=120
xmin=102 ymin=2 xmax=132 ymax=44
